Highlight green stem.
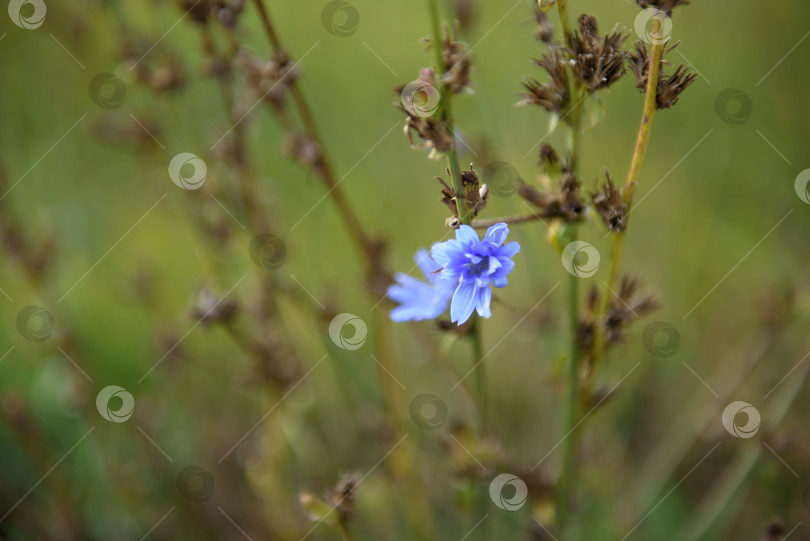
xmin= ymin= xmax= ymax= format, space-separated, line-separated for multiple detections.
xmin=554 ymin=0 xmax=585 ymax=527
xmin=427 ymin=0 xmax=484 ymax=436
xmin=590 ymin=38 xmax=664 ymax=387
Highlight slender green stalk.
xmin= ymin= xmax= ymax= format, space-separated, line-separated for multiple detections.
xmin=555 ymin=0 xmax=586 ymax=530
xmin=427 ymin=0 xmax=485 ymax=435
xmin=590 ymin=38 xmax=665 ymax=384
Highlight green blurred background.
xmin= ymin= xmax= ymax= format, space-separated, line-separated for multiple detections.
xmin=1 ymin=0 xmax=810 ymax=539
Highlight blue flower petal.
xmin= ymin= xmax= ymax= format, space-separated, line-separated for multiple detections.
xmin=484 ymin=223 xmax=509 ymax=247
xmin=455 ymin=225 xmax=480 ymax=245
xmin=450 ymin=281 xmax=478 ymax=324
xmin=497 ymin=241 xmax=521 ymax=258
xmin=476 ymin=286 xmax=492 ymax=318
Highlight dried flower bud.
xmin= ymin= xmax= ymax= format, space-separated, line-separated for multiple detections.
xmin=591 ymin=171 xmax=627 ymax=232
xmin=636 ymin=0 xmax=689 ymax=16
xmin=569 ymin=14 xmax=628 ymax=91
xmin=519 ymin=46 xmax=570 ymax=112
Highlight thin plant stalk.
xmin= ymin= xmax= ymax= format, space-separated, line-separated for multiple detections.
xmin=557 ymin=81 xmax=586 ymax=531
xmin=427 ymin=0 xmax=486 ymax=434
xmin=550 ymin=0 xmax=600 ymax=529
xmin=590 ymin=37 xmax=665 ymax=383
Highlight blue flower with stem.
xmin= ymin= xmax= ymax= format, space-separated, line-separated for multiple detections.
xmin=431 ymin=223 xmax=520 ymax=325
xmin=387 ymin=223 xmax=520 ymax=325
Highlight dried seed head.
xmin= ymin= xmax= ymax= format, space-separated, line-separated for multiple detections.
xmin=635 ymin=0 xmax=689 ymax=16
xmin=534 ymin=6 xmax=554 ymax=43
xmin=657 ymin=63 xmax=697 ymax=109
xmin=326 ymin=473 xmax=360 ymax=524
xmin=236 ymin=50 xmax=299 ymax=109
xmin=604 ymin=275 xmax=661 ymax=345
xmin=191 ymin=287 xmax=239 ymax=327
xmin=518 ymin=173 xmax=585 ymax=223
xmin=569 ymin=14 xmax=628 ymax=91
xmin=519 ymin=46 xmax=570 ymax=112
xmin=426 ymin=23 xmax=473 ymax=94
xmin=591 ymin=171 xmax=627 ymax=232
xmin=283 ymin=133 xmax=324 ymax=173
xmin=436 ymin=165 xmax=487 ymax=220
xmin=213 ymin=0 xmax=244 ymax=28
xmin=452 ymin=0 xmax=477 ymax=32
xmin=628 ymin=41 xmax=696 ymax=109
xmin=538 ymin=143 xmax=560 ymax=174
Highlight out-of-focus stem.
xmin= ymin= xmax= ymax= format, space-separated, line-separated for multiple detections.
xmin=251 ymin=0 xmax=373 ymax=258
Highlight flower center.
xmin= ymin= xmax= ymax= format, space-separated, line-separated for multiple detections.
xmin=466 ymin=257 xmax=489 ymax=275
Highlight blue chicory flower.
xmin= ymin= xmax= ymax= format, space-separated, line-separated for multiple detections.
xmin=431 ymin=223 xmax=520 ymax=325
xmin=387 ymin=249 xmax=457 ymax=322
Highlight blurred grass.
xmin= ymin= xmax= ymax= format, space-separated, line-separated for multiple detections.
xmin=1 ymin=0 xmax=810 ymax=539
